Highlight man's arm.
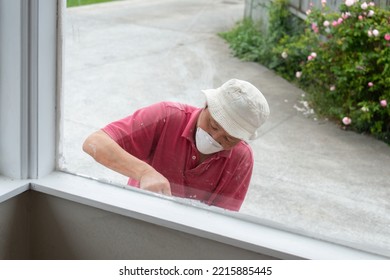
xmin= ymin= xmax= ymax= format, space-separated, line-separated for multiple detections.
xmin=82 ymin=130 xmax=171 ymax=195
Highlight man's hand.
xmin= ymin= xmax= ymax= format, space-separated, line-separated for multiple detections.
xmin=139 ymin=168 xmax=172 ymax=196
xmin=83 ymin=130 xmax=172 ymax=196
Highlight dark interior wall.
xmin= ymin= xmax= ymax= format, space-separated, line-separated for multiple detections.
xmin=0 ymin=192 xmax=30 ymax=259
xmin=27 ymin=191 xmax=275 ymax=260
xmin=0 ymin=191 xmax=272 ymax=260
xmin=0 ymin=190 xmax=275 ymax=259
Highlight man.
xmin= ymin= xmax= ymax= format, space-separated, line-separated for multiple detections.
xmin=82 ymin=79 xmax=269 ymax=211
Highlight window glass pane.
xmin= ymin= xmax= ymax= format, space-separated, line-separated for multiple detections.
xmin=62 ymin=0 xmax=249 ymax=210
xmin=61 ymin=0 xmax=390 ymax=256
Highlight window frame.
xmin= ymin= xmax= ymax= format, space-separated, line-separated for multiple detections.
xmin=0 ymin=0 xmax=387 ymax=260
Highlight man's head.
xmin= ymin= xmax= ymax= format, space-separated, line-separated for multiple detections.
xmin=202 ymin=78 xmax=270 ymax=142
xmin=196 ymin=107 xmax=241 ymax=153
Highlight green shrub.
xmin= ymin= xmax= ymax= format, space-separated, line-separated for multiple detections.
xmin=221 ymin=0 xmax=390 ymax=144
xmin=299 ymin=0 xmax=390 ymax=142
xmin=67 ymin=0 xmax=115 ymax=8
xmin=220 ymin=0 xmax=305 ymax=71
xmin=219 ymin=18 xmax=265 ymax=62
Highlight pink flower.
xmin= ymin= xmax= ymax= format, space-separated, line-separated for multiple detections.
xmin=311 ymin=23 xmax=319 ymax=33
xmin=369 ymin=1 xmax=375 ymax=6
xmin=342 ymin=117 xmax=352 ymax=125
xmin=342 ymin=12 xmax=351 ymax=19
xmin=368 ymin=82 xmax=374 ymax=87
xmin=321 ymin=0 xmax=327 ymax=6
xmin=308 ymin=55 xmax=314 ymax=61
xmin=385 ymin=34 xmax=390 ymax=41
xmin=310 ymin=52 xmax=317 ymax=58
xmin=337 ymin=18 xmax=343 ymax=24
xmin=372 ymin=29 xmax=379 ymax=37
xmin=361 ymin=2 xmax=368 ymax=9
xmin=345 ymin=0 xmax=355 ymax=6
xmin=323 ymin=20 xmax=330 ymax=27
xmin=368 ymin=10 xmax=375 ymax=17
xmin=358 ymin=15 xmax=363 ymax=20
xmin=332 ymin=20 xmax=338 ymax=27
xmin=380 ymin=100 xmax=387 ymax=107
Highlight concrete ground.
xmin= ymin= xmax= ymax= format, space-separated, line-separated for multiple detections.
xmin=62 ymin=0 xmax=390 ymax=258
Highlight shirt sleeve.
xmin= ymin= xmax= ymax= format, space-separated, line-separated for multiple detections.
xmin=208 ymin=145 xmax=254 ymax=211
xmin=102 ymin=102 xmax=168 ymax=161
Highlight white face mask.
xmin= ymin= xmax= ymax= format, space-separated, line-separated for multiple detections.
xmin=195 ymin=127 xmax=223 ymax=154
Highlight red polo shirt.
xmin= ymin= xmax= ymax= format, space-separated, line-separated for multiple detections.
xmin=102 ymin=102 xmax=254 ymax=211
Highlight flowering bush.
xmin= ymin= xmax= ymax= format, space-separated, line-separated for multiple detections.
xmin=221 ymin=0 xmax=390 ymax=144
xmin=297 ymin=0 xmax=390 ymax=142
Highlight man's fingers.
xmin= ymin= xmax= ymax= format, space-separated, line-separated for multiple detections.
xmin=162 ymin=185 xmax=172 ymax=196
xmin=139 ymin=169 xmax=172 ymax=196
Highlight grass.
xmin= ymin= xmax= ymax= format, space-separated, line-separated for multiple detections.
xmin=67 ymin=0 xmax=117 ymax=8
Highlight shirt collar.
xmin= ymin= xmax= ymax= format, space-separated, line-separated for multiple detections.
xmin=182 ymin=108 xmax=232 ymax=158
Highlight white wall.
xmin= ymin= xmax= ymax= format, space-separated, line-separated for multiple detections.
xmin=0 ymin=0 xmax=24 ymax=179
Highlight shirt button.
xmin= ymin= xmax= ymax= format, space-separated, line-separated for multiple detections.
xmin=192 ymin=156 xmax=196 ymax=160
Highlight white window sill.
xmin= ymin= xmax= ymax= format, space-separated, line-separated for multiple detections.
xmin=0 ymin=172 xmax=388 ymax=260
xmin=0 ymin=177 xmax=30 ymax=204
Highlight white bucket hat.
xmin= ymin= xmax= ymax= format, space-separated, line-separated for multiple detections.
xmin=202 ymin=78 xmax=270 ymax=141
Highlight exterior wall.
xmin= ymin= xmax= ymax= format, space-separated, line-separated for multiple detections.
xmin=244 ymin=0 xmax=270 ymax=32
xmin=245 ymin=0 xmax=390 ymax=33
